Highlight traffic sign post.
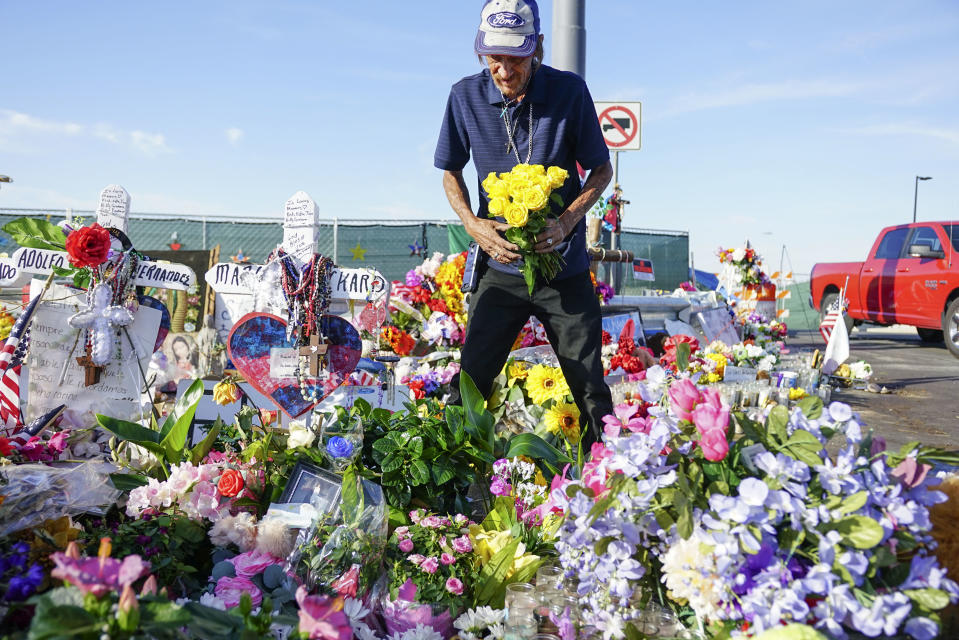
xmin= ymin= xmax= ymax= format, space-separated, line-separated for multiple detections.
xmin=594 ymin=101 xmax=641 ymax=288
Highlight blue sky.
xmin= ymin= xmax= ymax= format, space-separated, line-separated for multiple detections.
xmin=1 ymin=1 xmax=957 ymax=278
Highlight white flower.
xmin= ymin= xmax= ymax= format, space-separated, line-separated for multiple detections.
xmin=393 ymin=624 xmax=443 ymax=640
xmin=731 ymin=247 xmax=746 ymax=262
xmin=343 ymin=597 xmax=370 ymax=622
xmin=286 ymin=420 xmax=315 ymax=449
xmin=352 ymin=622 xmax=379 ymax=640
xmin=199 ymin=591 xmax=227 ymax=610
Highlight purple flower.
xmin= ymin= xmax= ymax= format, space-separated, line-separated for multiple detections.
xmin=398 ymin=538 xmax=414 ymax=553
xmin=4 ymin=564 xmax=43 ymax=601
xmin=325 ymin=436 xmax=354 ymax=459
xmin=420 ymin=556 xmax=439 ymax=574
xmin=490 ymin=476 xmax=512 ymax=497
xmin=405 ymin=271 xmax=424 ymax=287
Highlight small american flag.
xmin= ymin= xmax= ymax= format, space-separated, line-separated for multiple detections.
xmin=0 ymin=293 xmax=44 ymax=433
xmin=819 ymin=309 xmax=840 ymax=343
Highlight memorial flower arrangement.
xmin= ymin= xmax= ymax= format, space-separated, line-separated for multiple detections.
xmin=382 ymin=510 xmax=477 ymax=636
xmin=718 ymin=244 xmax=769 ymax=287
xmin=398 ymin=357 xmax=460 ymax=400
xmin=0 ymin=307 xmax=15 ymax=341
xmin=387 ymin=251 xmax=469 ymax=353
xmin=601 ymin=319 xmax=655 ymax=376
xmin=482 ymin=163 xmax=570 ymax=294
xmin=553 ymin=367 xmax=959 ymax=639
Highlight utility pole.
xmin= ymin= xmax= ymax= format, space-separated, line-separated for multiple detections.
xmin=551 ymin=0 xmax=586 ymax=77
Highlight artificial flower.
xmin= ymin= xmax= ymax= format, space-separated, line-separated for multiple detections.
xmin=65 ymin=223 xmax=111 ymax=268
xmin=544 ymin=401 xmax=581 ymax=442
xmin=217 ymin=469 xmax=245 ymax=498
xmin=212 ymin=380 xmax=241 ymax=406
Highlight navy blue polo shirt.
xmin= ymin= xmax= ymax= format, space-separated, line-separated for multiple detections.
xmin=435 ymin=64 xmax=609 ymax=279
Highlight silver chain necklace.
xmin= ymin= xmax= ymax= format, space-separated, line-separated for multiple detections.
xmin=501 ymin=93 xmax=533 ymax=165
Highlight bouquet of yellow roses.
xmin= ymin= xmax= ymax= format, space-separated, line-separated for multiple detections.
xmin=482 ymin=163 xmax=569 ymax=294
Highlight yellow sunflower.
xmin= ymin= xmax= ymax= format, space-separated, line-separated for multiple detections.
xmin=525 ymin=364 xmax=570 ymax=404
xmin=544 ymin=402 xmax=581 ymax=442
xmin=507 ymin=361 xmax=529 ymax=387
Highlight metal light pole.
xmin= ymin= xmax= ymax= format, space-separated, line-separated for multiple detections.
xmin=913 ymin=176 xmax=932 ymax=223
xmin=551 ymin=0 xmax=586 ymax=77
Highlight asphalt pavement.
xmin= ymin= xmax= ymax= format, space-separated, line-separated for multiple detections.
xmin=789 ymin=327 xmax=959 ymax=452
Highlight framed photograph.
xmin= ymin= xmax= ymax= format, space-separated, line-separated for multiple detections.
xmin=279 ymin=460 xmax=342 ymax=515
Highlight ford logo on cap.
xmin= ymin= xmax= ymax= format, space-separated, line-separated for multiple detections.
xmin=488 ymin=11 xmax=524 ymax=28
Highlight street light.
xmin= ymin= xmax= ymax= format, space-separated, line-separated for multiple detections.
xmin=913 ymin=176 xmax=932 ymax=223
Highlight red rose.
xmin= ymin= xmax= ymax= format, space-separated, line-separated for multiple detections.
xmin=65 ymin=223 xmax=112 ymax=268
xmin=217 ymin=469 xmax=245 ymax=498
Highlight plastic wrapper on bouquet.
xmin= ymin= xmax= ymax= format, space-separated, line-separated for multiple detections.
xmin=0 ymin=462 xmax=120 ymax=537
xmin=284 ymin=471 xmax=388 ymax=631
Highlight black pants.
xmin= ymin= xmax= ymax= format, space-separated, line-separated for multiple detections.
xmin=451 ymin=265 xmax=612 ymax=452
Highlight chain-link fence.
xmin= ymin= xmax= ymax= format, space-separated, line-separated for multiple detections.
xmin=0 ymin=208 xmax=689 ymax=290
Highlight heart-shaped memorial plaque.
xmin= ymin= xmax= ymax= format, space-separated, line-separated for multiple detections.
xmin=227 ymin=312 xmax=362 ymax=418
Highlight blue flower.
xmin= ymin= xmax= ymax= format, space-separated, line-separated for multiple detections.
xmin=325 ymin=436 xmax=354 ymax=459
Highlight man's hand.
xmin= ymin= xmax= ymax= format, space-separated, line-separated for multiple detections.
xmin=467 ymin=216 xmax=520 ymax=263
xmin=533 ymin=217 xmax=569 ymax=254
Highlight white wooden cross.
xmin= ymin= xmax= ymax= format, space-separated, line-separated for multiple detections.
xmin=0 ymin=184 xmax=196 ymax=290
xmin=205 ymin=191 xmax=390 ymax=341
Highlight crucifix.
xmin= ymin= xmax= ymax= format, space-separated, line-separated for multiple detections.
xmin=76 ymin=352 xmax=104 ymax=387
xmin=298 ymin=333 xmax=328 ymax=377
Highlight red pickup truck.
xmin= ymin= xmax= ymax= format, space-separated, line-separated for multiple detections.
xmin=810 ymin=221 xmax=959 ymax=357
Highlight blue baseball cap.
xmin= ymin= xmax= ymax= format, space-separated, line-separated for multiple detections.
xmin=474 ymin=0 xmax=540 ymax=57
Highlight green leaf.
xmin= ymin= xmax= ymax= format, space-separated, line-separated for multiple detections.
xmin=676 ymin=493 xmax=693 ymax=539
xmin=3 ymin=217 xmax=67 ymax=251
xmin=109 ymin=472 xmax=149 ymax=491
xmin=409 ymin=460 xmax=430 ymax=486
xmin=139 ymin=598 xmax=192 ymax=627
xmin=372 ymin=437 xmax=397 ymax=454
xmin=782 ymin=430 xmax=824 ymax=467
xmin=831 ymin=515 xmax=884 ymax=550
xmin=505 ymin=433 xmax=573 ymax=474
xmin=159 ymin=378 xmax=204 ymax=463
xmin=837 ymin=491 xmax=869 ymax=515
xmin=550 ymin=193 xmax=565 ymax=209
xmin=797 ymin=396 xmax=824 ymax=419
xmin=460 ymin=371 xmax=496 ymax=452
xmin=381 ymin=453 xmax=404 ymax=473
xmin=407 ymin=436 xmax=424 ymax=458
xmin=341 ymin=465 xmax=362 ymax=524
xmin=189 ymin=418 xmax=222 ymax=466
xmin=97 ymin=414 xmax=160 ymax=444
xmin=431 ymin=457 xmax=456 ymax=485
xmin=767 ymin=405 xmax=790 ymax=445
xmin=676 ymin=342 xmax=690 ymax=372
xmin=905 ymin=588 xmax=951 ymax=611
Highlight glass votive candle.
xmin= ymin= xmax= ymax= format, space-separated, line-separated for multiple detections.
xmin=505 ymin=610 xmax=538 ymax=640
xmin=818 ymin=384 xmax=832 ymax=404
xmin=536 ymin=565 xmax=564 ymax=589
xmin=505 ymin=583 xmax=536 ymax=611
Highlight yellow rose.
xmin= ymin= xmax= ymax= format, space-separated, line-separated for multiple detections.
xmin=481 ymin=171 xmax=500 ymax=194
xmin=522 ymin=185 xmax=548 ymax=211
xmin=488 ymin=180 xmax=510 ymax=199
xmin=504 ymin=201 xmax=529 ymax=227
xmin=546 ymin=166 xmax=569 ymax=189
xmin=528 ymin=164 xmax=546 ymax=177
xmin=212 ymin=381 xmax=241 ymax=406
xmin=488 ymin=197 xmax=509 ymax=216
xmin=508 ymin=177 xmax=533 ymax=196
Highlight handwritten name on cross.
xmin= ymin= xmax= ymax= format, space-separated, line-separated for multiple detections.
xmin=0 ymin=184 xmax=196 ymax=290
xmin=206 ymin=191 xmax=390 ymax=302
xmin=298 ymin=333 xmax=328 ymax=377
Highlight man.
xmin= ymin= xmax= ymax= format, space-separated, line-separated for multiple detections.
xmin=435 ymin=0 xmax=613 ymax=451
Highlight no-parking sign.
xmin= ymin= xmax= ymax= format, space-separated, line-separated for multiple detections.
xmin=594 ymin=101 xmax=642 ymax=151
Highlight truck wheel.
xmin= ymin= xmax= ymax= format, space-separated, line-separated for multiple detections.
xmin=820 ymin=293 xmax=854 ymax=335
xmin=916 ymin=328 xmax=944 ymax=343
xmin=944 ymin=298 xmax=959 ymax=358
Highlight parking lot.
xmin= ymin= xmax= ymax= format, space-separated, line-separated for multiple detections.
xmin=790 ymin=326 xmax=959 ymax=452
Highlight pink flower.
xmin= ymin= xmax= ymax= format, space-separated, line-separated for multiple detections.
xmin=399 ymin=538 xmax=414 ymax=553
xmin=441 ymin=552 xmax=456 ymax=566
xmin=420 ymin=556 xmax=439 ymax=574
xmin=445 ymin=577 xmax=464 ymax=595
xmin=214 ymin=576 xmax=262 ymax=608
xmin=47 ymin=431 xmax=69 ymax=454
xmin=453 ymin=514 xmax=468 ymax=525
xmin=331 ymin=564 xmax=360 ymax=598
xmin=668 ymin=378 xmax=701 ymax=422
xmin=490 ymin=476 xmax=512 ymax=497
xmin=394 ymin=526 xmax=410 ymax=539
xmin=408 ymin=554 xmax=425 ymax=566
xmin=420 ymin=515 xmax=444 ymax=528
xmin=50 ymin=551 xmax=149 ymax=597
xmin=295 ymin=586 xmax=352 ymax=640
xmin=698 ymin=427 xmax=729 ymax=462
xmin=230 ymin=549 xmax=281 ymax=577
xmin=691 ymin=389 xmax=729 ymax=434
xmin=409 ymin=510 xmax=423 ymax=524
xmin=451 ymin=536 xmax=472 ymax=554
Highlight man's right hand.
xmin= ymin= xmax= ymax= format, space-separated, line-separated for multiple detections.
xmin=467 ymin=217 xmax=520 ymax=264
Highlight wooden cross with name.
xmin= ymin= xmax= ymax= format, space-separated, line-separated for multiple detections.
xmin=76 ymin=353 xmax=104 ymax=386
xmin=298 ymin=333 xmax=328 ymax=377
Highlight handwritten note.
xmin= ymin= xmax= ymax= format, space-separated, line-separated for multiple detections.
xmin=24 ymin=282 xmax=160 ymax=425
xmin=96 ymin=184 xmax=131 ymax=233
xmin=283 ymin=191 xmax=319 ymax=228
xmin=269 ymin=347 xmax=298 ymax=379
